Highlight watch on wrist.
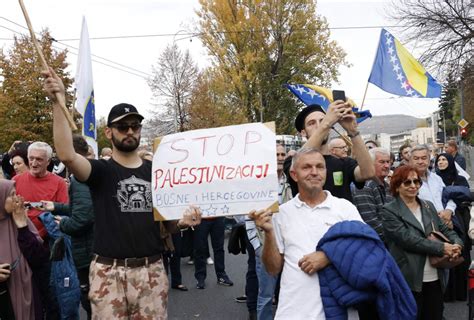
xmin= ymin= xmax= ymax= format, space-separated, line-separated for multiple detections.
xmin=347 ymin=131 xmax=360 ymax=138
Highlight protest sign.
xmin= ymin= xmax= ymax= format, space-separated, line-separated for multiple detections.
xmin=152 ymin=122 xmax=279 ymax=221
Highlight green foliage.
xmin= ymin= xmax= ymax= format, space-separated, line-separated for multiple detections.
xmin=438 ymin=61 xmax=474 ymax=143
xmin=438 ymin=73 xmax=460 ymax=138
xmin=96 ymin=117 xmax=111 ymax=151
xmin=462 ymin=61 xmax=474 ymax=144
xmin=196 ymin=0 xmax=347 ymax=134
xmin=0 ymin=30 xmax=73 ymax=151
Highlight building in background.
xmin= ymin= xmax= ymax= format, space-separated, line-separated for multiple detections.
xmin=276 ymin=135 xmax=304 ymax=152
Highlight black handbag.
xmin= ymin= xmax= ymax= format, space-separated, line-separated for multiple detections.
xmin=227 ymin=223 xmax=247 ymax=255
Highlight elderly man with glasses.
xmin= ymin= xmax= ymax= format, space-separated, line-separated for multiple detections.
xmin=352 ymin=147 xmax=393 ymax=243
xmin=409 ymin=144 xmax=456 ymax=227
xmin=328 ymin=138 xmax=349 ymax=159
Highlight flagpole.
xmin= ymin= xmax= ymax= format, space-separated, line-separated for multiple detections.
xmin=332 ymin=127 xmax=353 ymax=148
xmin=18 ymin=0 xmax=77 ymax=131
xmin=71 ymin=88 xmax=77 ymax=120
xmin=359 ymin=82 xmax=369 ymax=111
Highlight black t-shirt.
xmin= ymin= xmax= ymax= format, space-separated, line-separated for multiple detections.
xmin=284 ymin=154 xmax=365 ymax=202
xmin=86 ymin=158 xmax=163 ymax=259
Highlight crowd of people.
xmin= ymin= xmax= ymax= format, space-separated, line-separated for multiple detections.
xmin=0 ymin=67 xmax=472 ymax=320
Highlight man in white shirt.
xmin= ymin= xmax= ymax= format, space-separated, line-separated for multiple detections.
xmin=409 ymin=144 xmax=456 ymax=226
xmin=250 ymin=147 xmax=362 ymax=320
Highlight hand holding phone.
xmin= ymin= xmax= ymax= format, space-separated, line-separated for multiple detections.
xmin=332 ymin=90 xmax=346 ymax=102
xmin=24 ymin=202 xmax=43 ymax=209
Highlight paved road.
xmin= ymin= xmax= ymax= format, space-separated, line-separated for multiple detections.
xmin=81 ymin=235 xmax=471 ymax=319
xmin=169 ymin=241 xmax=470 ymax=320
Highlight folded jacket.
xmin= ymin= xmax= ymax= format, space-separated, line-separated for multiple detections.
xmin=316 ymin=220 xmax=417 ymax=320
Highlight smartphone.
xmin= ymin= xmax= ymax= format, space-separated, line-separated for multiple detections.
xmin=24 ymin=202 xmax=43 ymax=209
xmin=332 ymin=90 xmax=346 ymax=102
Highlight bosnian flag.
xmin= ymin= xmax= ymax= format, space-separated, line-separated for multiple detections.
xmin=75 ymin=17 xmax=97 ymax=158
xmin=368 ymin=28 xmax=441 ymax=98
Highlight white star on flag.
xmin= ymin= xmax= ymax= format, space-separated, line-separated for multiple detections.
xmin=306 ymin=89 xmax=317 ymax=98
xmin=296 ymin=86 xmax=306 ymax=95
xmin=396 ymin=73 xmax=404 ymax=81
xmin=393 ymin=64 xmax=401 ymax=72
xmin=406 ymin=89 xmax=414 ymax=95
xmin=386 ymin=37 xmax=393 ymax=46
xmin=387 ymin=46 xmax=394 ymax=55
xmin=401 ymin=82 xmax=409 ymax=90
xmin=390 ymin=55 xmax=397 ymax=63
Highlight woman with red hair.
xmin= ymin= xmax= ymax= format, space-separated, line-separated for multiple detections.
xmin=382 ymin=165 xmax=462 ymax=320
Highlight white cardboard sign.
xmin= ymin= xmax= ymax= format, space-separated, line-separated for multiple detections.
xmin=152 ymin=122 xmax=279 ymax=221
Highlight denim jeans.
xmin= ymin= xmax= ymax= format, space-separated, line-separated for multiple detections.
xmin=255 ymin=247 xmax=277 ymax=320
xmin=193 ymin=218 xmax=226 ymax=281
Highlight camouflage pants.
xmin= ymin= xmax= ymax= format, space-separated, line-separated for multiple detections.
xmin=89 ymin=258 xmax=169 ymax=319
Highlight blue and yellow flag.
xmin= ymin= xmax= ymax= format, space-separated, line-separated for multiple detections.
xmin=75 ymin=17 xmax=97 ymax=157
xmin=368 ymin=29 xmax=441 ymax=98
xmin=285 ymin=84 xmax=372 ymax=123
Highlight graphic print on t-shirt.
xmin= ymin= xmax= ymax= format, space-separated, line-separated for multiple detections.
xmin=116 ymin=175 xmax=152 ymax=212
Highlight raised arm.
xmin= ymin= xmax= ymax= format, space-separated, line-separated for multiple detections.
xmin=42 ymin=68 xmax=91 ymax=182
xmin=339 ymin=114 xmax=375 ymax=181
xmin=303 ymin=100 xmax=348 ymax=149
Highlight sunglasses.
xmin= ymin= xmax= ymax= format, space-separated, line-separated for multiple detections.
xmin=402 ymin=179 xmax=422 ymax=187
xmin=110 ymin=123 xmax=142 ymax=133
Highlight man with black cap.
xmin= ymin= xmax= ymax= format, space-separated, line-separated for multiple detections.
xmin=286 ymin=101 xmax=374 ymax=202
xmin=43 ymin=68 xmax=201 ymax=319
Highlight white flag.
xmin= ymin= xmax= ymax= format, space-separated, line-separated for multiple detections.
xmin=75 ymin=17 xmax=97 ymax=158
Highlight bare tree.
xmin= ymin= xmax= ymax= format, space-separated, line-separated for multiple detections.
xmin=148 ymin=43 xmax=199 ymax=132
xmin=390 ymin=0 xmax=473 ymax=75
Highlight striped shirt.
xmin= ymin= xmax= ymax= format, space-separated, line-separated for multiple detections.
xmin=352 ymin=179 xmax=393 ymax=242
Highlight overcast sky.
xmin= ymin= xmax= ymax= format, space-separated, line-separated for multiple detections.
xmin=0 ymin=0 xmax=440 ymax=123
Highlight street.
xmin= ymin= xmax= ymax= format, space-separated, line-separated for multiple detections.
xmin=81 ymin=233 xmax=473 ymax=320
xmin=80 ymin=235 xmax=470 ymax=319
xmin=168 ymin=237 xmax=469 ymax=320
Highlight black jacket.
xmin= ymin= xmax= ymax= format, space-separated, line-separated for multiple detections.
xmin=53 ymin=176 xmax=94 ymax=270
xmin=382 ymin=197 xmax=462 ymax=292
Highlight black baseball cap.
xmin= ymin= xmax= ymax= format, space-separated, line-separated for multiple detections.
xmin=107 ymin=103 xmax=144 ymax=126
xmin=294 ymin=104 xmax=325 ymax=133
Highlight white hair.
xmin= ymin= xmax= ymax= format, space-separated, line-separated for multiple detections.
xmin=368 ymin=147 xmax=390 ymax=161
xmin=28 ymin=141 xmax=53 ymax=160
xmin=409 ymin=144 xmax=430 ymax=159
